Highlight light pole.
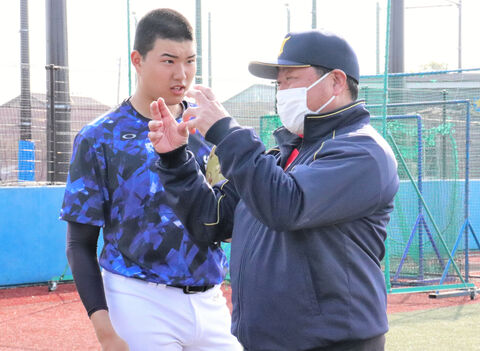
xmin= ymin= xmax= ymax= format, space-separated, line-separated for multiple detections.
xmin=446 ymin=0 xmax=462 ymax=69
xmin=132 ymin=11 xmax=138 ymax=88
xmin=376 ymin=2 xmax=380 ymax=74
xmin=195 ymin=0 xmax=203 ymax=84
xmin=208 ymin=12 xmax=212 ymax=88
xmin=285 ymin=3 xmax=290 ymax=33
xmin=312 ymin=0 xmax=317 ymax=29
xmin=389 ymin=0 xmax=404 ymax=73
xmin=126 ymin=0 xmax=131 ymax=96
xmin=406 ymin=0 xmax=462 ymax=69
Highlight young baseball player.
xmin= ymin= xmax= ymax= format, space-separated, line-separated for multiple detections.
xmin=60 ymin=8 xmax=241 ymax=351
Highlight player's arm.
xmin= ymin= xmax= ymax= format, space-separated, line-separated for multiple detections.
xmin=66 ymin=222 xmax=128 ymax=350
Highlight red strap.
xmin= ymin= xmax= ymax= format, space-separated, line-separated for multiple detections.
xmin=284 ymin=148 xmax=299 ymax=170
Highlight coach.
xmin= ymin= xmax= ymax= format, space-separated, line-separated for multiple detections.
xmin=148 ymin=30 xmax=399 ymax=351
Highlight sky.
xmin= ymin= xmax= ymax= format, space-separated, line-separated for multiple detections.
xmin=0 ymin=0 xmax=479 ymax=106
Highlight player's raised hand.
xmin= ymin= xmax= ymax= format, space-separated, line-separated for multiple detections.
xmin=183 ymin=85 xmax=231 ymax=136
xmin=148 ymin=97 xmax=189 ymax=154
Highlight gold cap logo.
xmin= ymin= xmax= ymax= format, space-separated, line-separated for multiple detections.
xmin=278 ymin=36 xmax=291 ymax=57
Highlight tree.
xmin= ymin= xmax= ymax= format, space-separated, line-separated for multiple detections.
xmin=419 ymin=61 xmax=449 ymax=72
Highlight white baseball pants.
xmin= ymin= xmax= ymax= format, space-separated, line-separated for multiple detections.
xmin=103 ymin=270 xmax=242 ymax=351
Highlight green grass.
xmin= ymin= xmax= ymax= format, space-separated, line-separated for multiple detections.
xmin=386 ymin=303 xmax=480 ymax=350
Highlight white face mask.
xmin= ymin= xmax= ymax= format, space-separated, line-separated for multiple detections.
xmin=276 ymin=72 xmax=336 ymax=135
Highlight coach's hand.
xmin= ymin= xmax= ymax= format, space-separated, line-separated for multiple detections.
xmin=148 ymin=98 xmax=189 ymax=154
xmin=183 ymin=85 xmax=231 ymax=136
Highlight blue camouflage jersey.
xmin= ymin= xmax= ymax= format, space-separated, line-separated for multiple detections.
xmin=60 ymin=99 xmax=228 ymax=285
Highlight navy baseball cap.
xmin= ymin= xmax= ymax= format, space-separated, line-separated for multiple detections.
xmin=248 ymin=30 xmax=359 ymax=83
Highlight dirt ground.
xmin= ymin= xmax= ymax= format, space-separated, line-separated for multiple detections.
xmin=1 ymin=282 xmax=479 ymax=351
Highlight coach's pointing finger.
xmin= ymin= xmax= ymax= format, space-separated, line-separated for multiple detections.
xmin=184 ymin=87 xmax=231 ymax=136
xmin=191 ymin=84 xmax=217 ymax=100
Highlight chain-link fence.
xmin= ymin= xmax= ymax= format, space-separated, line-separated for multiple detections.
xmin=0 ymin=66 xmax=112 ymax=184
xmin=1 ymin=56 xmax=479 ymax=292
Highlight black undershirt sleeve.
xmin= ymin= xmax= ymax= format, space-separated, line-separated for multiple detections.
xmin=66 ymin=221 xmax=108 ymax=317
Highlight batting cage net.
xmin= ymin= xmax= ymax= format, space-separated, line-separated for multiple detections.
xmin=247 ymin=69 xmax=480 ymax=293
xmin=363 ymin=70 xmax=480 ymax=293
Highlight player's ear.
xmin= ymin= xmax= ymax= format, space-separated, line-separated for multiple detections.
xmin=131 ymin=50 xmax=143 ymax=73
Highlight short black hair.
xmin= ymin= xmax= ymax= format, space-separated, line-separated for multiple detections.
xmin=133 ymin=8 xmax=194 ymax=57
xmin=313 ymin=66 xmax=358 ymax=101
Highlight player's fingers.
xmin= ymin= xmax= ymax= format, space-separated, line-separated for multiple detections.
xmin=148 ymin=120 xmax=163 ymax=132
xmin=150 ymin=100 xmax=161 ymax=121
xmin=192 ymin=84 xmax=217 ymax=100
xmin=156 ymin=97 xmax=176 ymax=123
xmin=147 ymin=130 xmax=163 ymax=144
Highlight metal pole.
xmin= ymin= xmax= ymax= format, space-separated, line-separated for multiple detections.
xmin=19 ymin=0 xmax=35 ymax=181
xmin=20 ymin=0 xmax=32 ymax=141
xmin=285 ymin=3 xmax=291 ymax=32
xmin=388 ymin=0 xmax=404 ymax=73
xmin=458 ymin=0 xmax=462 ymax=69
xmin=46 ymin=0 xmax=71 ymax=183
xmin=117 ymin=57 xmax=122 ymax=105
xmin=311 ymin=0 xmax=317 ymax=29
xmin=442 ymin=90 xmax=447 ymax=179
xmin=133 ymin=11 xmax=138 ymax=89
xmin=195 ymin=0 xmax=203 ymax=84
xmin=464 ymin=102 xmax=470 ymax=280
xmin=376 ymin=2 xmax=380 ymax=74
xmin=383 ymin=0 xmax=392 ymax=292
xmin=274 ymin=82 xmax=278 ymax=114
xmin=208 ymin=12 xmax=212 ymax=88
xmin=45 ymin=64 xmax=58 ymax=184
xmin=417 ymin=115 xmax=424 ymax=280
xmin=127 ymin=0 xmax=132 ymax=95
xmin=388 ymin=0 xmax=405 ymax=112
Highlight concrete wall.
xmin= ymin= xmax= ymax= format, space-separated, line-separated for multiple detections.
xmin=0 ymin=186 xmax=104 ymax=287
xmin=0 ymin=182 xmax=478 ymax=287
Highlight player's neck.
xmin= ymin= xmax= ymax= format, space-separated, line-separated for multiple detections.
xmin=129 ymin=92 xmax=183 ymax=119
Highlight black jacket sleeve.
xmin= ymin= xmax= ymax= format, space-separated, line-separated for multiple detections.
xmin=66 ymin=221 xmax=108 ymax=317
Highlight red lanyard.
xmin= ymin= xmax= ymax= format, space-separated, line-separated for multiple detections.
xmin=284 ymin=148 xmax=299 ymax=170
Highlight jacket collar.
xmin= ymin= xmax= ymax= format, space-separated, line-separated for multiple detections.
xmin=272 ymin=100 xmax=369 ymax=150
xmin=302 ymin=100 xmax=369 ymax=141
xmin=271 ymin=128 xmax=302 ymax=167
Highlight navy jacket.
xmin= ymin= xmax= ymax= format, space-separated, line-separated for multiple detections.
xmin=156 ymin=101 xmax=399 ymax=351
